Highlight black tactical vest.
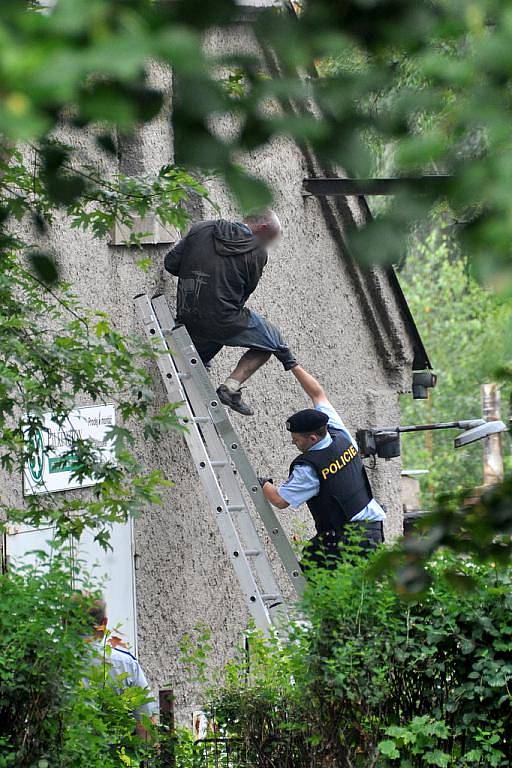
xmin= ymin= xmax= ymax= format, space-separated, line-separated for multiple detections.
xmin=289 ymin=428 xmax=373 ymax=535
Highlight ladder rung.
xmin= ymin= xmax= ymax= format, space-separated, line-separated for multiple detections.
xmin=135 ymin=295 xmax=298 ymax=636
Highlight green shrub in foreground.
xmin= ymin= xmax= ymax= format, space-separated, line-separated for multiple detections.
xmin=0 ymin=557 xmax=155 ymax=768
xmin=206 ymin=549 xmax=512 ymax=767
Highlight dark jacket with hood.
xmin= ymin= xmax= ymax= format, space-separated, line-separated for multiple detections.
xmin=164 ymin=219 xmax=268 ymax=339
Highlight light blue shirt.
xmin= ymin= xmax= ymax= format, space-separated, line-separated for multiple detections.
xmin=278 ymin=402 xmax=386 ymax=522
xmin=89 ymin=641 xmax=158 ymax=720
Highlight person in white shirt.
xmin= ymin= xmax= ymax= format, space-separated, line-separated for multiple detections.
xmin=85 ymin=597 xmax=158 ymax=739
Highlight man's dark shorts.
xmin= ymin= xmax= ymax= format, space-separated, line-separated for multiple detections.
xmin=189 ymin=310 xmax=296 ymax=370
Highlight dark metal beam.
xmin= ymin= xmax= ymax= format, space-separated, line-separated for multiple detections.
xmin=303 ymin=176 xmax=452 ymax=197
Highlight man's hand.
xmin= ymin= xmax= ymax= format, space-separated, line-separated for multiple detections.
xmin=260 ymin=480 xmax=290 ymax=509
xmin=258 ymin=476 xmax=273 ymax=488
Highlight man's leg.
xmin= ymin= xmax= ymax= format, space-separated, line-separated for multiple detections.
xmin=300 ymin=533 xmax=341 ymax=575
xmin=217 ymin=312 xmax=297 ymax=416
xmin=218 ymin=349 xmax=271 ymax=416
xmin=342 ymin=521 xmax=384 ymax=557
xmin=300 ymin=534 xmax=326 ymax=574
xmin=225 ymin=349 xmax=271 ymax=387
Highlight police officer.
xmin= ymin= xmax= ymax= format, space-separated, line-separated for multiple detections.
xmin=85 ymin=596 xmax=158 ymax=739
xmin=260 ymin=365 xmax=386 ymax=569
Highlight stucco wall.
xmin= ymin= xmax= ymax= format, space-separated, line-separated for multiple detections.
xmin=129 ymin=25 xmax=416 ymax=717
xmin=6 ymin=25 xmax=419 ymax=720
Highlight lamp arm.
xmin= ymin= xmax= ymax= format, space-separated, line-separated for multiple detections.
xmin=376 ymin=419 xmax=486 ymax=435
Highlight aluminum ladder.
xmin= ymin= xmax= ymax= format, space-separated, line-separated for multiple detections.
xmin=135 ymin=293 xmax=306 ymax=635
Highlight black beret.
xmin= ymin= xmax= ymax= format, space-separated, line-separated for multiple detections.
xmin=286 ymin=408 xmax=329 ymax=433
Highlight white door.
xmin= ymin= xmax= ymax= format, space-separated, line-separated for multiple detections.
xmin=5 ymin=520 xmax=138 ymax=652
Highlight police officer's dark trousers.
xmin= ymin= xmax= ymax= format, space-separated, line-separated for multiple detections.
xmin=301 ymin=521 xmax=384 ymax=572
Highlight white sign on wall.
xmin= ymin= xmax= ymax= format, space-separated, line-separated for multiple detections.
xmin=23 ymin=404 xmax=116 ymax=496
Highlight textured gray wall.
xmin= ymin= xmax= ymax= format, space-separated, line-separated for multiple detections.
xmin=7 ymin=28 xmax=420 ymax=719
xmin=129 ymin=26 xmax=417 ymax=717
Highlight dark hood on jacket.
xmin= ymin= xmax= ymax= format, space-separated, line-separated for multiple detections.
xmin=213 ymin=219 xmax=259 ymax=256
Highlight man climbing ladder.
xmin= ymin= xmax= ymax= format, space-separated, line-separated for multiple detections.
xmin=164 ymin=209 xmax=298 ymax=416
xmin=260 ymin=366 xmax=386 ymax=569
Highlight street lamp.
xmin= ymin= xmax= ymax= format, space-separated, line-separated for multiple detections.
xmin=356 ymin=419 xmax=509 ymax=460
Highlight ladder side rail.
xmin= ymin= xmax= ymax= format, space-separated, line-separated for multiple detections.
xmin=169 ymin=344 xmax=285 ymax=604
xmin=135 ymin=294 xmax=273 ymax=634
xmin=148 ymin=297 xmax=287 ymax=618
xmin=166 ymin=321 xmax=306 ymax=597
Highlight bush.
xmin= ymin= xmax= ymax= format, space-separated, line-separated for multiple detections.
xmin=0 ymin=556 xmax=156 ymax=768
xmin=205 ymin=549 xmax=512 ymax=767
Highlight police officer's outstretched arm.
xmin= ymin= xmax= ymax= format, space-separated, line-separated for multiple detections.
xmin=291 ymin=365 xmax=330 ymax=407
xmin=261 ymin=366 xmax=338 ymax=511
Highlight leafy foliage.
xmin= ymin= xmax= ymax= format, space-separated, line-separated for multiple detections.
xmin=0 ymin=0 xmax=510 ymax=554
xmin=399 ymin=229 xmax=512 ymax=506
xmin=0 ymin=238 xmax=186 ymax=541
xmin=0 ymin=556 xmax=156 ymax=768
xmin=0 ymin=2 xmax=215 ymax=546
xmin=201 ymin=550 xmax=512 ymax=767
xmin=3 ymin=0 xmax=512 ymax=280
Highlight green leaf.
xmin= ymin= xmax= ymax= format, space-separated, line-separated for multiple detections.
xmin=94 ymin=319 xmax=110 ymax=337
xmin=223 ymin=165 xmax=272 ymax=215
xmin=28 ymin=250 xmax=59 ymax=284
xmin=378 ymin=739 xmax=400 ymax=759
xmin=46 ymin=173 xmax=87 ymax=205
xmin=424 ymin=749 xmax=450 ymax=767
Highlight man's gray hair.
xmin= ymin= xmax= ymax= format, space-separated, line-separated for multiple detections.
xmin=244 ymin=208 xmax=281 ymax=231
